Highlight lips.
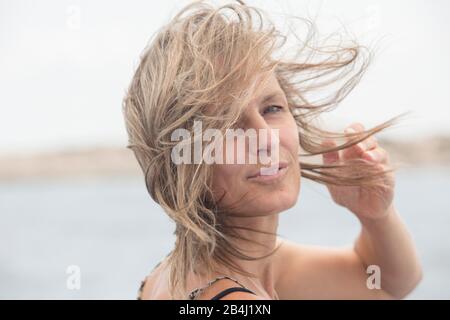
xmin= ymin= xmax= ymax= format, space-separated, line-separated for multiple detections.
xmin=247 ymin=161 xmax=289 ymax=179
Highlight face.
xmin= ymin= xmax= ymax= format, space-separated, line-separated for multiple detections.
xmin=210 ymin=73 xmax=301 ymax=217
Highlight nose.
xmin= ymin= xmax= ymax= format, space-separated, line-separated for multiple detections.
xmin=244 ymin=110 xmax=280 ymax=165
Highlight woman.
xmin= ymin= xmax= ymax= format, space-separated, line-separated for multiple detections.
xmin=123 ymin=1 xmax=422 ymax=300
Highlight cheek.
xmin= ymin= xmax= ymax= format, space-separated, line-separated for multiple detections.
xmin=210 ymin=164 xmax=242 ymax=202
xmin=280 ymin=119 xmax=301 ymax=194
xmin=280 ymin=119 xmax=300 ymax=161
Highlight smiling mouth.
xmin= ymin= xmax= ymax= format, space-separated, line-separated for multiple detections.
xmin=247 ymin=162 xmax=289 ymax=181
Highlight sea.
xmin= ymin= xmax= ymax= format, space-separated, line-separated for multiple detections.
xmin=1 ymin=166 xmax=449 ymax=299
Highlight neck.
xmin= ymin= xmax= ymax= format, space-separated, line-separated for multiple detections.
xmin=213 ymin=213 xmax=280 ymax=298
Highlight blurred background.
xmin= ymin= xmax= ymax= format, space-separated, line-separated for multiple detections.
xmin=1 ymin=0 xmax=449 ymax=299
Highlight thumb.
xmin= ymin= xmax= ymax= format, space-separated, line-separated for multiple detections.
xmin=321 ymin=139 xmax=340 ymax=165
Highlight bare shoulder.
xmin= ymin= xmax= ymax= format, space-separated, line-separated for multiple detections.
xmin=139 ymin=264 xmax=263 ymax=300
xmin=139 ymin=259 xmax=172 ymax=300
xmin=272 ymin=237 xmax=394 ymax=299
xmin=272 ymin=237 xmax=332 ymax=298
xmin=272 ymin=236 xmax=350 ymax=281
xmin=273 ymin=236 xmax=331 ymax=269
xmin=272 ymin=237 xmax=298 ymax=281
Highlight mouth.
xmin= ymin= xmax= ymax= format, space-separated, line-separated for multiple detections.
xmin=247 ymin=161 xmax=289 ymax=182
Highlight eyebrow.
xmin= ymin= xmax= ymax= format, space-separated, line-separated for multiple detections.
xmin=259 ymin=91 xmax=285 ymax=104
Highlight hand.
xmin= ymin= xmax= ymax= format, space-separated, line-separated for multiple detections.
xmin=321 ymin=122 xmax=396 ymax=221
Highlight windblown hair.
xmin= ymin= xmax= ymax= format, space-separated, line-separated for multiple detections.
xmin=123 ymin=0 xmax=407 ymax=299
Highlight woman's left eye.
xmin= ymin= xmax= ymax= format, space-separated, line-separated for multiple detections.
xmin=262 ymin=105 xmax=283 ymax=115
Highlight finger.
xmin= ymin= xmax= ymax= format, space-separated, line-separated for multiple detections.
xmin=348 ymin=122 xmax=365 ymax=133
xmin=364 ymin=136 xmax=378 ymax=151
xmin=345 ymin=123 xmax=378 ymax=147
xmin=364 ymin=147 xmax=389 ymax=163
xmin=343 ymin=126 xmax=364 ymax=159
xmin=321 ymin=139 xmax=340 ymax=165
xmin=343 ymin=127 xmax=378 ymax=159
xmin=354 ymin=136 xmax=378 ymax=152
xmin=344 ymin=138 xmax=378 ymax=161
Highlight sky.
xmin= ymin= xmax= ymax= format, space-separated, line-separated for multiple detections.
xmin=1 ymin=0 xmax=449 ymax=153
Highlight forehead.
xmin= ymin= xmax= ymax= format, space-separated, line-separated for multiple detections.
xmin=250 ymin=73 xmax=285 ymax=104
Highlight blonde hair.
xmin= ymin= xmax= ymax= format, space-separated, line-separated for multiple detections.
xmin=123 ymin=0 xmax=407 ymax=299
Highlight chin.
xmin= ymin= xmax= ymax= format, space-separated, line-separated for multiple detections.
xmin=254 ymin=188 xmax=299 ymax=215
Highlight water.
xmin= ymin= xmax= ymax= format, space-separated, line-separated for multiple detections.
xmin=0 ymin=167 xmax=449 ymax=299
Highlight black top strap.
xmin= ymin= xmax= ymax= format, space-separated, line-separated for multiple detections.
xmin=211 ymin=287 xmax=256 ymax=300
xmin=188 ymin=275 xmax=257 ymax=300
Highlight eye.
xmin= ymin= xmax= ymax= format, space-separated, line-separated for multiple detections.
xmin=262 ymin=105 xmax=283 ymax=115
